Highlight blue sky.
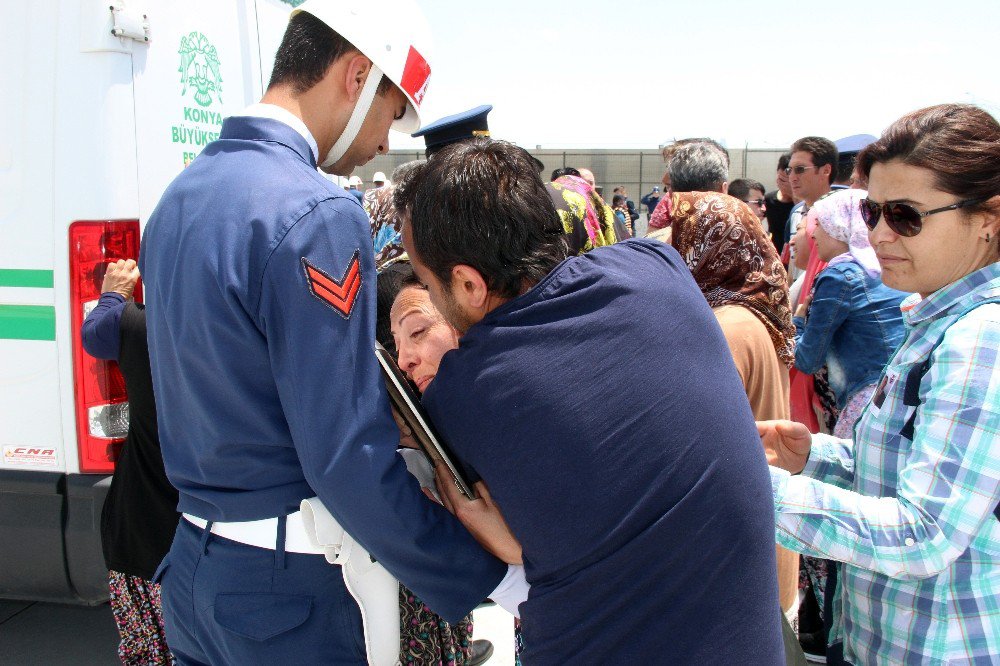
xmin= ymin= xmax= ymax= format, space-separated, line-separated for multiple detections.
xmin=390 ymin=0 xmax=1000 ymax=150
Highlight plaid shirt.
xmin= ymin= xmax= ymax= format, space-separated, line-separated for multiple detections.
xmin=771 ymin=263 xmax=1000 ymax=665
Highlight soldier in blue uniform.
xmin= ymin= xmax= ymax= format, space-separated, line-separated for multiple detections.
xmin=414 ymin=104 xmax=545 ymax=172
xmin=412 ymin=104 xmax=494 ymax=157
xmin=139 ymin=3 xmax=522 ymax=664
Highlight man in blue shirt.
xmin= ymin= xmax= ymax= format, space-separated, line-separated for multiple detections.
xmin=140 ymin=4 xmax=519 ymax=664
xmin=398 ymin=137 xmax=785 ymax=664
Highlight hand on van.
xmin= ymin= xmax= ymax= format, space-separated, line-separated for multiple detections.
xmin=102 ymin=259 xmax=140 ymax=300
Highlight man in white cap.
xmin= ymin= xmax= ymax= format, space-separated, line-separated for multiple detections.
xmin=348 ymin=174 xmax=365 ymax=202
xmin=372 ymin=171 xmax=387 ymax=188
xmin=140 ymin=2 xmax=522 ymax=663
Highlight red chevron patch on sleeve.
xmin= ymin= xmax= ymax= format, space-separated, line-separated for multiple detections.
xmin=301 ymin=252 xmax=362 ymax=319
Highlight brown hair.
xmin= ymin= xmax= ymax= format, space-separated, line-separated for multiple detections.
xmin=790 ymin=136 xmax=838 ymax=187
xmin=857 ymin=104 xmax=1000 ymax=217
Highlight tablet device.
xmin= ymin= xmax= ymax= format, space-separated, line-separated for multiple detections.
xmin=375 ymin=343 xmax=478 ymax=500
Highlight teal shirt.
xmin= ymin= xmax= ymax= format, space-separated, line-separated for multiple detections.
xmin=772 ymin=262 xmax=1000 ymax=664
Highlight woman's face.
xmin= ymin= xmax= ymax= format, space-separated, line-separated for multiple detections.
xmin=791 ymin=216 xmax=811 ymax=270
xmin=812 ymin=221 xmax=849 ymax=262
xmin=868 ymin=160 xmax=999 ymax=297
xmin=390 ymin=286 xmax=460 ymax=393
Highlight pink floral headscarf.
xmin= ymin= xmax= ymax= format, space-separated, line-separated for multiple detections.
xmin=810 ymin=188 xmax=881 ymax=277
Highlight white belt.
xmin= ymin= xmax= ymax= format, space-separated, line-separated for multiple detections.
xmin=182 ymin=510 xmax=329 ymax=555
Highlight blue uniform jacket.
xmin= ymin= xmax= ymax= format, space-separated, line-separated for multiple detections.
xmin=423 ymin=239 xmax=784 ymax=663
xmin=139 ymin=116 xmax=505 ymax=622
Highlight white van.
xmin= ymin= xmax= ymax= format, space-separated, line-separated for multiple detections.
xmin=0 ymin=0 xmax=294 ymax=603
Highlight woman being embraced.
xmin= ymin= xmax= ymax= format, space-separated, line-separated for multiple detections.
xmin=762 ymin=104 xmax=1000 ymax=664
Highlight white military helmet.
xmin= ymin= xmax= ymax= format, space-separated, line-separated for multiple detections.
xmin=291 ymin=0 xmax=433 ymax=168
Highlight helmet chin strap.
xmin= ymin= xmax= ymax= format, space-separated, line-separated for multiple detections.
xmin=321 ymin=64 xmax=384 ymax=170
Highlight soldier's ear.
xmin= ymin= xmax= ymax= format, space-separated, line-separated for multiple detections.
xmin=342 ymin=53 xmax=372 ymax=102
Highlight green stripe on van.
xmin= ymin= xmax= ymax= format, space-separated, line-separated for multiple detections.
xmin=0 ymin=269 xmax=54 ymax=288
xmin=0 ymin=305 xmax=56 ymax=341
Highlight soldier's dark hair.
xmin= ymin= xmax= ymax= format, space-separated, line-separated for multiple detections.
xmin=268 ymin=11 xmax=392 ymax=96
xmin=835 ymin=155 xmax=857 ymax=184
xmin=394 ymin=138 xmax=568 ymax=299
xmin=777 ymin=152 xmax=791 ymax=172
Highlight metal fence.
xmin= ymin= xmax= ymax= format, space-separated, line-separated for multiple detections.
xmin=356 ymin=147 xmax=786 ymax=202
xmin=354 ymin=148 xmax=786 ymax=236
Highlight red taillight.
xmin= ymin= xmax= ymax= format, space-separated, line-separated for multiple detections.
xmin=69 ymin=220 xmax=142 ymax=473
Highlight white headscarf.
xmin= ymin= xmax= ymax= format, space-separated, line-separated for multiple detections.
xmin=811 ymin=188 xmax=881 ymax=277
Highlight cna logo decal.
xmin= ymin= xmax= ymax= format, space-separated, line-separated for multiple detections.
xmin=178 ymin=32 xmax=223 ymax=108
xmin=3 ymin=445 xmax=58 ymax=468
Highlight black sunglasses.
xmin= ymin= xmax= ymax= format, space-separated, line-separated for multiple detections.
xmin=742 ymin=198 xmax=766 ymax=207
xmin=859 ymin=196 xmax=990 ymax=237
xmin=783 ymin=165 xmax=819 ymax=176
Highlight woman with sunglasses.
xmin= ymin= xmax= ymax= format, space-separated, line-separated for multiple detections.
xmin=762 ymin=103 xmax=1000 ymax=664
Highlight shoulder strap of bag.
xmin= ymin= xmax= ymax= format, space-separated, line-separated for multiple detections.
xmin=898 ymin=297 xmax=1000 ymax=519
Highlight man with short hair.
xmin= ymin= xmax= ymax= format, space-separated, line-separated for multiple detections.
xmin=787 ymin=136 xmax=837 ymax=209
xmin=641 ymin=185 xmax=661 ymax=218
xmin=783 ymin=137 xmax=838 ymax=274
xmin=729 ymin=177 xmax=768 ymax=229
xmin=140 ymin=5 xmax=518 ymax=664
xmin=833 ymin=134 xmax=877 ymax=187
xmin=764 ymin=153 xmax=796 ymax=254
xmin=397 ymin=138 xmax=784 ymax=664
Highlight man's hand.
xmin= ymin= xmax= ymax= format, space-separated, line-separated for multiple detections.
xmin=101 ymin=259 xmax=140 ymax=300
xmin=390 ymin=406 xmax=419 ymax=449
xmin=434 ymin=463 xmax=523 ymax=565
xmin=757 ymin=420 xmax=812 ymax=474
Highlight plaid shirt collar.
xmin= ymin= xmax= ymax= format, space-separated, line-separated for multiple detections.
xmin=901 ymin=262 xmax=1000 ymax=326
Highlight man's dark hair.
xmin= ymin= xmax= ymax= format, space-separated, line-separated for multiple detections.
xmin=777 ymin=152 xmax=791 ymax=172
xmin=550 ymin=167 xmax=581 ymax=181
xmin=728 ymin=179 xmax=766 ymax=201
xmin=790 ymin=137 xmax=838 ymax=187
xmin=268 ymin=11 xmax=393 ymax=96
xmin=835 ymin=155 xmax=857 ymax=184
xmin=395 ymin=138 xmax=568 ymax=299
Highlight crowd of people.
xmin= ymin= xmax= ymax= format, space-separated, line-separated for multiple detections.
xmin=78 ymin=1 xmax=999 ymax=664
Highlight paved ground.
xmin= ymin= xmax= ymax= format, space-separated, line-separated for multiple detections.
xmin=0 ymin=600 xmax=120 ymax=665
xmin=0 ymin=598 xmax=515 ymax=665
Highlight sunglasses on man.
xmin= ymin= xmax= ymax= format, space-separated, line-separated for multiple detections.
xmin=742 ymin=198 xmax=766 ymax=207
xmin=783 ymin=165 xmax=820 ymax=176
xmin=859 ymin=196 xmax=990 ymax=237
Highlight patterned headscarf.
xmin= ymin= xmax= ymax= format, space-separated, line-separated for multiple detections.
xmin=669 ymin=191 xmax=796 ymax=367
xmin=365 ymin=185 xmax=408 ymax=270
xmin=546 ymin=175 xmax=621 ymax=255
xmin=810 ymin=188 xmax=881 ymax=277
